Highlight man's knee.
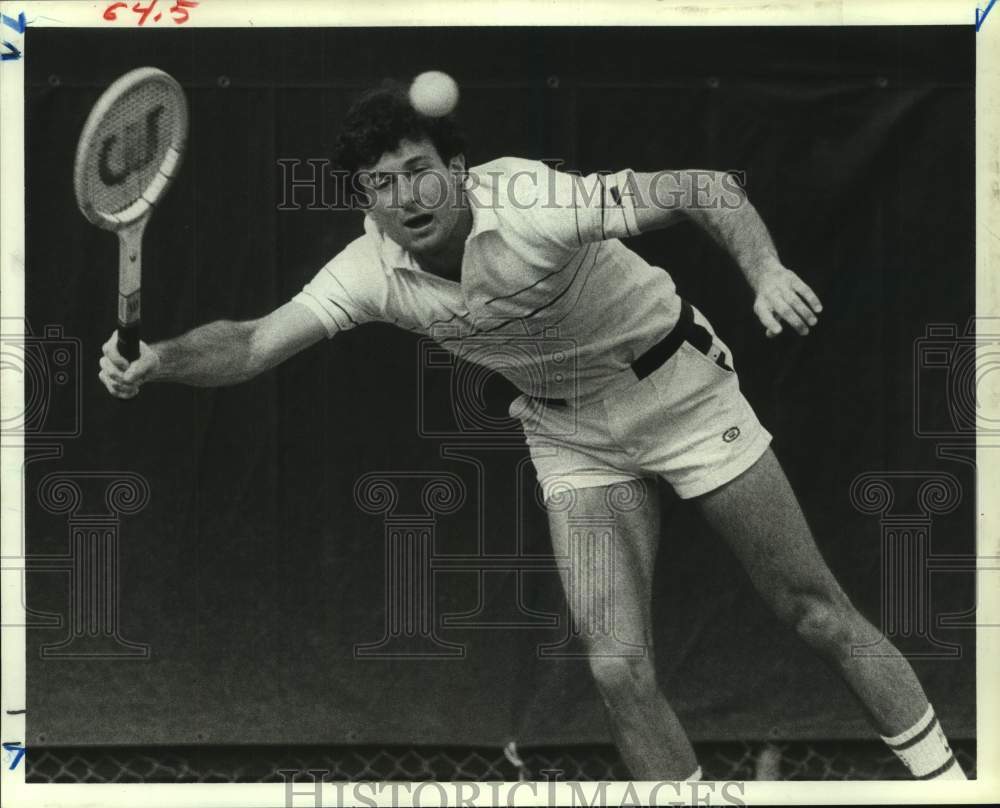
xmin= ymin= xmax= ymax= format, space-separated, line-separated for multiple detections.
xmin=780 ymin=590 xmax=857 ymax=657
xmin=587 ymin=654 xmax=659 ymax=705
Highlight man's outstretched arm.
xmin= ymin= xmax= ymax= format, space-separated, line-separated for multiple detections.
xmin=98 ymin=300 xmax=326 ymax=398
xmin=628 ymin=170 xmax=823 ymax=337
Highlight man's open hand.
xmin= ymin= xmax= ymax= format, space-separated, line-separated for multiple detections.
xmin=752 ymin=265 xmax=822 ymax=338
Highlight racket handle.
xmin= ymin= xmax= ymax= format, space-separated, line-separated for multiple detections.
xmin=117 ymin=322 xmax=141 ymax=362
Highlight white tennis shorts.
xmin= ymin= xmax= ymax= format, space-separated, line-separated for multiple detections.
xmin=510 ymin=306 xmax=772 ymax=501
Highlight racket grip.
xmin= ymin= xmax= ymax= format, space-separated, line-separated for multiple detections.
xmin=117 ymin=322 xmax=141 ymax=362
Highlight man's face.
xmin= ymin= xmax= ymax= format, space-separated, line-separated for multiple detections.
xmin=358 ymin=138 xmax=467 ymax=256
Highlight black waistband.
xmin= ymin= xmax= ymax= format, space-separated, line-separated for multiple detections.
xmin=530 ymin=299 xmax=728 ymax=407
xmin=631 ymin=299 xmax=715 ymax=380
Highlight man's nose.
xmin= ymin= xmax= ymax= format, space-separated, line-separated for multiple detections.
xmin=396 ymin=175 xmax=416 ymax=207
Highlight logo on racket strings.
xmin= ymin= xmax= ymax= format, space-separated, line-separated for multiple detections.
xmin=98 ymin=105 xmax=165 ymax=186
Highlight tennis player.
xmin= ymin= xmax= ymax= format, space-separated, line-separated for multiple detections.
xmin=98 ymin=83 xmax=965 ymax=781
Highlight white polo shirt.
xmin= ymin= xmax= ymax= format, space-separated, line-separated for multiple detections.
xmin=292 ymin=157 xmax=683 ymax=401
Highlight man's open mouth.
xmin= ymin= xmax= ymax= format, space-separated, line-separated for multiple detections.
xmin=404 ymin=213 xmax=434 ymax=230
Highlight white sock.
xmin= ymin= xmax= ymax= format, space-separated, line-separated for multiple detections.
xmin=685 ymin=766 xmax=702 ymax=781
xmin=880 ymin=704 xmax=967 ymax=780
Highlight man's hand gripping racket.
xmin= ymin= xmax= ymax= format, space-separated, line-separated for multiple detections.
xmin=75 ymin=67 xmax=188 ymax=398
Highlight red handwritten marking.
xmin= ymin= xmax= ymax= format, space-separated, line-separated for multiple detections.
xmin=102 ymin=0 xmax=197 ymax=24
xmin=102 ymin=2 xmax=126 ymax=21
xmin=169 ymin=0 xmax=198 ymax=24
xmin=131 ymin=1 xmax=158 ymax=26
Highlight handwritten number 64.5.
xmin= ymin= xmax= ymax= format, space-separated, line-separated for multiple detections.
xmin=103 ymin=1 xmax=199 ymax=25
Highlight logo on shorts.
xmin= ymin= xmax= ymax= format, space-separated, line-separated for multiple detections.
xmin=722 ymin=426 xmax=741 ymax=443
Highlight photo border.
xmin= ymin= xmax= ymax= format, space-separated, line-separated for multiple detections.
xmin=1 ymin=1 xmax=996 ymax=805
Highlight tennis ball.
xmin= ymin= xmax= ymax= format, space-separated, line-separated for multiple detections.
xmin=409 ymin=71 xmax=460 ymax=117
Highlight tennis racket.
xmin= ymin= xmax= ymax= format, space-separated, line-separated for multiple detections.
xmin=73 ymin=66 xmax=188 ymax=361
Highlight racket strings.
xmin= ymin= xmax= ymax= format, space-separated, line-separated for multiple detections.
xmin=81 ymin=77 xmax=182 ymax=220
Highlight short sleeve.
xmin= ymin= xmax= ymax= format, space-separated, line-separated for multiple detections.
xmin=292 ymin=235 xmax=382 ymax=338
xmin=506 ymin=160 xmax=640 ymax=253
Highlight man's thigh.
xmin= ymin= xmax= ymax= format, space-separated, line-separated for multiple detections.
xmin=692 ymin=447 xmax=847 ymax=607
xmin=544 ymin=478 xmax=661 ymax=649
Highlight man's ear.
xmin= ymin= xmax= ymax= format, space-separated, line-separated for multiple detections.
xmin=448 ymin=153 xmax=467 ymax=174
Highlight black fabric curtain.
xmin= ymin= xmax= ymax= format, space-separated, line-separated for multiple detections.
xmin=25 ymin=25 xmax=974 ymax=745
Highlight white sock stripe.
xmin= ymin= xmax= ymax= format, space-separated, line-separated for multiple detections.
xmin=934 ymin=757 xmax=969 ymax=780
xmin=891 ymin=715 xmax=941 ymax=753
xmin=881 ymin=703 xmax=935 ymax=747
xmin=916 ymin=755 xmax=958 ymax=780
xmin=880 ymin=703 xmax=967 ymax=780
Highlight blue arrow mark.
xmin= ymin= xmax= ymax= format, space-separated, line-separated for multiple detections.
xmin=1 ymin=12 xmax=26 ymax=34
xmin=1 ymin=40 xmax=21 ymax=61
xmin=977 ymin=0 xmax=997 ymax=31
xmin=2 ymin=743 xmax=25 ymax=771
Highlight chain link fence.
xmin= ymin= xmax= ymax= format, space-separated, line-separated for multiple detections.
xmin=25 ymin=740 xmax=976 ymax=783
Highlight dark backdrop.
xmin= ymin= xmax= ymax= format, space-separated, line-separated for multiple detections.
xmin=24 ymin=26 xmax=975 ymax=746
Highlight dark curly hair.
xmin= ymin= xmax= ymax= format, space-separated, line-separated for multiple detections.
xmin=332 ymin=80 xmax=467 ymax=183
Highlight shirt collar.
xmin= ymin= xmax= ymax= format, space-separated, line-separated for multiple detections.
xmin=363 ymin=216 xmax=414 ymax=275
xmin=366 ymin=165 xmax=500 ymax=276
xmin=465 ymin=167 xmax=500 ymax=238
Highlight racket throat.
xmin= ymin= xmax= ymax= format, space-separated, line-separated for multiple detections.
xmin=117 ymin=221 xmax=145 ymax=334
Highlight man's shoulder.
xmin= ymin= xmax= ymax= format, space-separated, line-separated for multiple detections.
xmin=468 ymin=157 xmax=588 ymax=214
xmin=467 ymin=157 xmax=563 ymax=230
xmin=465 ymin=158 xmax=584 ymax=263
xmin=469 ymin=155 xmax=546 ymax=176
xmin=315 ymin=227 xmax=387 ymax=299
xmin=468 ymin=156 xmax=553 ymax=196
xmin=325 ymin=228 xmax=380 ymax=270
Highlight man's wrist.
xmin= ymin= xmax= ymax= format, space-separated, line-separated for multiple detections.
xmin=146 ymin=343 xmax=167 ymax=382
xmin=745 ymin=256 xmax=784 ymax=291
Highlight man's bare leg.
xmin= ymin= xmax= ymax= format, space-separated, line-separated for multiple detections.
xmin=544 ymin=478 xmax=699 ymax=780
xmin=694 ymin=448 xmax=964 ymax=778
xmin=693 ymin=447 xmax=926 ymax=733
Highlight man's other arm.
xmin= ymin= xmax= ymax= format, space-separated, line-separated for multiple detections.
xmin=627 ymin=169 xmax=823 ymax=337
